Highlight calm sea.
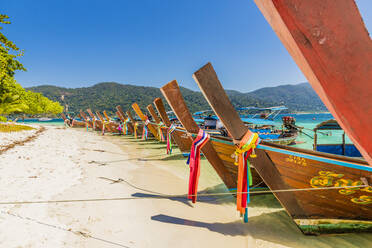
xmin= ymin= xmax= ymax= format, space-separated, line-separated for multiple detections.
xmin=17 ymin=113 xmax=346 ymax=150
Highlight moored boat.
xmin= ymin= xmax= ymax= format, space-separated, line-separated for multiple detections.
xmin=131 ymin=103 xmax=158 ymax=140
xmin=193 ymin=62 xmax=372 ymax=234
xmin=253 ymin=0 xmax=372 ymax=165
xmin=153 ymin=97 xmax=193 ymax=156
xmin=61 ymin=113 xmax=85 ymax=127
xmin=125 ymin=109 xmax=144 ymax=138
xmin=86 ymin=109 xmax=103 ymax=130
xmin=95 ymin=111 xmax=119 ymax=133
xmin=313 ymin=119 xmax=362 ymax=158
xmin=161 ymin=80 xmax=262 ymax=190
xmin=146 ymin=104 xmax=167 ymax=140
xmin=116 ymin=105 xmax=134 ymax=134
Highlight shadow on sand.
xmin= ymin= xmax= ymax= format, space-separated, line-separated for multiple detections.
xmin=131 ymin=183 xmax=235 ymax=207
xmin=151 ymin=211 xmax=372 ymax=247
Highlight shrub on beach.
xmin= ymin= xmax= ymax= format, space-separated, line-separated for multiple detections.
xmin=0 ymin=123 xmax=34 ymax=132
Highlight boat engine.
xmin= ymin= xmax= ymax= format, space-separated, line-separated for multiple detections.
xmin=282 ymin=116 xmax=297 ymax=131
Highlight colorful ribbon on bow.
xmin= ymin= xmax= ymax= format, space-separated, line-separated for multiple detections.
xmin=187 ymin=129 xmax=210 ymax=203
xmin=157 ymin=122 xmax=165 ymax=141
xmin=102 ymin=121 xmax=106 ymax=135
xmin=234 ymin=131 xmax=260 ymax=222
xmin=117 ymin=123 xmax=123 ymax=134
xmin=167 ymin=125 xmax=177 ymax=155
xmin=92 ymin=118 xmax=96 ymax=130
xmin=134 ymin=122 xmax=138 ymax=138
xmin=124 ymin=120 xmax=129 ymax=135
xmin=142 ymin=119 xmax=150 ymax=140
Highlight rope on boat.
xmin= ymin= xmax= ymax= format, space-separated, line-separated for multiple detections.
xmin=0 ymin=184 xmax=366 ymax=205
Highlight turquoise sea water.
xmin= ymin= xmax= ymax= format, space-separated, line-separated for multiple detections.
xmin=274 ymin=113 xmax=351 ymax=150
xmin=16 ymin=118 xmax=65 ymax=126
xmin=17 ymin=113 xmax=348 ymax=151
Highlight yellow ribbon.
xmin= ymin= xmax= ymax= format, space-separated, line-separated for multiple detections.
xmin=134 ymin=122 xmax=138 ymax=138
xmin=234 ymin=133 xmax=259 ymax=165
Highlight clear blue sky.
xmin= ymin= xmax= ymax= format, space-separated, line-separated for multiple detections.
xmin=2 ymin=0 xmax=371 ymax=92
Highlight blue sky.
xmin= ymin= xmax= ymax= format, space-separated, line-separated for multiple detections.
xmin=2 ymin=0 xmax=371 ymax=92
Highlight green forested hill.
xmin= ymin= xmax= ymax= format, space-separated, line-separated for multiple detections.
xmin=27 ymin=82 xmax=327 ymax=115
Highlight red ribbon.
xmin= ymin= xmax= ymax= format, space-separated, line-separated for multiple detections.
xmin=187 ymin=129 xmax=210 ymax=203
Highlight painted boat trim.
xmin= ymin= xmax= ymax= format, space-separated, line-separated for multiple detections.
xmin=295 ymin=219 xmax=372 ymax=235
xmin=258 ymin=144 xmax=372 ymax=172
xmin=174 ymin=126 xmax=371 ymax=172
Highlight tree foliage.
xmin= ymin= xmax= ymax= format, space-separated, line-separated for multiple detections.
xmin=0 ymin=14 xmax=63 ymax=119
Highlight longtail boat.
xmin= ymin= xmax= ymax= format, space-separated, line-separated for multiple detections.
xmin=86 ymin=109 xmax=103 ymax=130
xmin=116 ymin=106 xmax=134 ymax=134
xmin=131 ymin=103 xmax=159 ymax=140
xmin=153 ymin=97 xmax=193 ymax=156
xmin=193 ymin=63 xmax=372 ymax=234
xmin=61 ymin=113 xmax=85 ymax=127
xmin=96 ymin=111 xmax=119 ymax=133
xmin=79 ymin=110 xmax=93 ymax=128
xmin=313 ymin=120 xmax=362 ymax=158
xmin=253 ymin=0 xmax=372 ymax=165
xmin=146 ymin=104 xmax=167 ymax=141
xmin=195 ymin=108 xmax=298 ymax=145
xmin=161 ymin=80 xmax=261 ymax=190
xmin=126 ymin=109 xmax=143 ymax=138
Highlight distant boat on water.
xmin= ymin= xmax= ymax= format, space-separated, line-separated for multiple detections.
xmin=38 ymin=117 xmax=53 ymax=122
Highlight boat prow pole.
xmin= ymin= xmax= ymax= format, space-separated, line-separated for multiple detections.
xmin=132 ymin=103 xmax=160 ymax=140
xmin=192 ymin=62 xmax=306 ymax=217
xmin=161 ymin=80 xmax=236 ymax=188
xmin=153 ymin=97 xmax=193 ymax=154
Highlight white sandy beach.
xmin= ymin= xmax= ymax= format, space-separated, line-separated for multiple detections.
xmin=0 ymin=125 xmax=371 ymax=248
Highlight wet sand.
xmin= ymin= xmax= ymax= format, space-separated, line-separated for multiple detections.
xmin=0 ymin=126 xmax=371 ymax=247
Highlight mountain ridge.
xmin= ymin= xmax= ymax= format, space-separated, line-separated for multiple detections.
xmin=27 ymin=82 xmax=327 ymax=115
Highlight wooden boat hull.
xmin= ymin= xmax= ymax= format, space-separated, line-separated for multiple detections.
xmin=132 ymin=103 xmax=159 ymax=140
xmin=254 ymin=0 xmax=372 ymax=165
xmin=71 ymin=120 xmax=86 ymax=128
xmin=210 ymin=136 xmax=264 ymax=187
xmin=256 ymin=143 xmax=372 ymax=234
xmin=161 ymin=80 xmax=260 ymax=189
xmin=268 ymin=134 xmax=297 ymax=146
xmin=192 ymin=62 xmax=372 ymax=234
xmin=153 ymin=97 xmax=193 ymax=155
xmin=116 ymin=106 xmax=134 ymax=134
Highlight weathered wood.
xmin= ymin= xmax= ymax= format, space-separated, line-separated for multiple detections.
xmin=126 ymin=110 xmax=143 ymax=137
xmin=193 ymin=62 xmax=305 ymax=216
xmin=103 ymin=111 xmax=111 ymax=121
xmin=86 ymin=109 xmax=103 ymax=130
xmin=160 ymin=80 xmax=236 ymax=188
xmin=153 ymin=98 xmax=171 ymax=126
xmin=132 ymin=103 xmax=159 ymax=139
xmin=126 ymin=111 xmax=135 ymax=124
xmin=96 ymin=111 xmax=111 ymax=132
xmin=96 ymin=111 xmax=118 ymax=132
xmin=116 ymin=106 xmax=134 ymax=133
xmin=79 ymin=110 xmax=93 ymax=128
xmin=254 ymin=0 xmax=372 ymax=165
xmin=147 ymin=104 xmax=161 ymax=124
xmin=86 ymin=109 xmax=96 ymax=119
xmin=153 ymin=97 xmax=193 ymax=154
xmin=193 ymin=63 xmax=250 ymax=140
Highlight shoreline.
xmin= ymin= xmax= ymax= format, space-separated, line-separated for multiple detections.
xmin=0 ymin=127 xmax=371 ymax=247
